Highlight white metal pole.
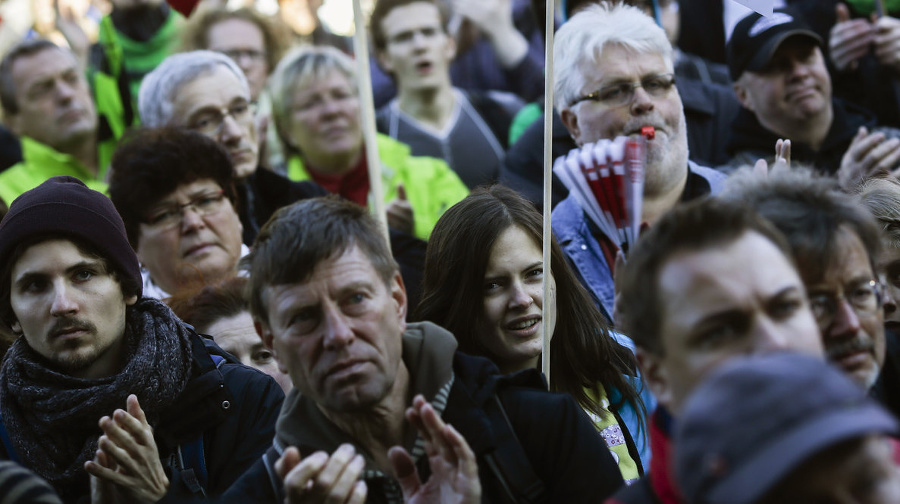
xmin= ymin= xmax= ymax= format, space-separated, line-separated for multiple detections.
xmin=542 ymin=0 xmax=556 ymax=383
xmin=351 ymin=0 xmax=391 ymax=248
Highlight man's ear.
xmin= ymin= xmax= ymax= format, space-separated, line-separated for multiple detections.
xmin=5 ymin=113 xmax=21 ymax=138
xmin=635 ymin=347 xmax=674 ymax=412
xmin=560 ymin=108 xmax=583 ymax=146
xmin=733 ymin=79 xmax=754 ymax=112
xmin=255 ymin=318 xmax=273 ymax=349
xmin=376 ymin=49 xmax=394 ymax=75
xmin=255 ymin=318 xmax=287 ymax=374
xmin=445 ymin=33 xmax=457 ymax=61
xmin=391 ymin=271 xmax=408 ymax=332
xmin=10 ymin=320 xmax=21 ymax=335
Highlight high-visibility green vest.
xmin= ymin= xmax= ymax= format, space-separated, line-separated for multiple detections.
xmin=0 ymin=137 xmax=109 ymax=206
xmin=287 ymin=134 xmax=469 ymax=241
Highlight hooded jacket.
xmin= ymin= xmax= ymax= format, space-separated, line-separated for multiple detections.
xmin=222 ymin=322 xmax=624 ymax=503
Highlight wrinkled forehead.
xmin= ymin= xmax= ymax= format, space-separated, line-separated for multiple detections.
xmin=12 ymin=46 xmax=79 ymax=82
xmin=803 ymin=226 xmax=876 ymax=287
xmin=657 ymin=231 xmax=801 ymax=320
xmin=12 ymin=237 xmax=104 ymax=280
xmin=578 ymin=44 xmax=674 ymax=87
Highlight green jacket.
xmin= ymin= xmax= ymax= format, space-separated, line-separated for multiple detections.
xmin=287 ymin=134 xmax=469 ymax=240
xmin=0 ymin=137 xmax=109 ymax=206
xmin=91 ymin=9 xmax=180 ymax=135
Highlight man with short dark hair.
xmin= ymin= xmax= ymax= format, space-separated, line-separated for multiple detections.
xmin=224 ymin=196 xmax=625 ymax=502
xmin=371 ymin=0 xmax=524 ymax=189
xmin=607 ymin=197 xmax=825 ymax=503
xmin=722 ymin=169 xmax=887 ymax=392
xmin=727 ymin=8 xmax=900 ymax=185
xmin=0 ymin=176 xmax=283 ymax=501
xmin=0 ymin=40 xmax=115 ymax=210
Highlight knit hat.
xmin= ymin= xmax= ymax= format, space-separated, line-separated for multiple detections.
xmin=726 ymin=8 xmax=823 ymax=81
xmin=0 ymin=177 xmax=142 ymax=298
xmin=674 ymin=353 xmax=898 ymax=504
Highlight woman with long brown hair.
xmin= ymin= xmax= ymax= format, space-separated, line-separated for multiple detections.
xmin=417 ymin=185 xmax=654 ymax=482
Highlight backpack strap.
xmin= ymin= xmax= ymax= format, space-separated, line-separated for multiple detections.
xmin=169 ymin=436 xmax=208 ymax=498
xmin=482 ymin=392 xmax=547 ymax=504
xmin=209 ymin=354 xmax=225 ymax=369
xmin=262 ymin=446 xmax=285 ymax=502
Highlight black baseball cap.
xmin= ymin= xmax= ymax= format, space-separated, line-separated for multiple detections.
xmin=674 ymin=353 xmax=898 ymax=504
xmin=727 ymin=8 xmax=823 ymax=81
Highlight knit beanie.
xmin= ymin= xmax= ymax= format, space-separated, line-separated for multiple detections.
xmin=0 ymin=176 xmax=142 ymax=298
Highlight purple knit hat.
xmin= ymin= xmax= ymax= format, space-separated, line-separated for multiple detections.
xmin=0 ymin=176 xmax=142 ymax=297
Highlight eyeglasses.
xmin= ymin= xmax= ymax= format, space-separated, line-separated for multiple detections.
xmin=808 ymin=280 xmax=883 ymax=328
xmin=187 ymin=101 xmax=257 ymax=137
xmin=571 ymin=73 xmax=676 ymax=108
xmin=143 ymin=190 xmax=228 ymax=230
xmin=218 ymin=49 xmax=267 ymax=65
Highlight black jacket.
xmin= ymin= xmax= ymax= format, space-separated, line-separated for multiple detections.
xmin=156 ymin=333 xmax=284 ymax=501
xmin=0 ymin=332 xmax=283 ymax=503
xmin=237 ymin=168 xmax=329 ymax=246
xmin=221 ymin=349 xmax=623 ymax=503
xmin=726 ymin=97 xmax=879 ymax=175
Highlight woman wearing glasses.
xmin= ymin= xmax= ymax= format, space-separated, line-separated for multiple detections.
xmin=416 ymin=185 xmax=654 ymax=483
xmin=108 ymin=128 xmax=245 ymax=299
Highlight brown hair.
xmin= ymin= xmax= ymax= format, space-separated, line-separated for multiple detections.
xmin=167 ymin=276 xmax=249 ymax=334
xmin=242 ymin=196 xmax=397 ymax=326
xmin=722 ymin=168 xmax=881 ymax=287
xmin=0 ymin=39 xmax=67 ymax=115
xmin=417 ymin=185 xmax=643 ymax=423
xmin=108 ymin=127 xmax=239 ymax=248
xmin=179 ymin=7 xmax=291 ymax=75
xmin=618 ymin=197 xmax=794 ymax=356
xmin=369 ymin=0 xmax=450 ymax=52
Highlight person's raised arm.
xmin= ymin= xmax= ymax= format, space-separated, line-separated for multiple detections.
xmin=389 ymin=394 xmax=481 ymax=504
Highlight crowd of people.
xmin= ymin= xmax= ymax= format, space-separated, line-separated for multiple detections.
xmin=2 ymin=0 xmax=900 ymax=502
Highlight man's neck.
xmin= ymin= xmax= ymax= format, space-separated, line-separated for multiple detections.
xmin=641 ymin=165 xmax=688 ymax=226
xmin=397 ymin=84 xmax=455 ymax=131
xmin=60 ymin=134 xmax=99 ymax=176
xmin=319 ymin=362 xmax=411 ymax=472
xmin=764 ymin=107 xmax=834 ymax=153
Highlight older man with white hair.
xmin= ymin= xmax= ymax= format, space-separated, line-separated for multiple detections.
xmin=138 ymin=51 xmax=327 ymax=245
xmin=550 ymin=3 xmax=727 ymax=321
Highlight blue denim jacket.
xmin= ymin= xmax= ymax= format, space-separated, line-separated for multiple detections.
xmin=609 ymin=331 xmax=658 ymax=475
xmin=551 ymin=161 xmax=727 ymax=321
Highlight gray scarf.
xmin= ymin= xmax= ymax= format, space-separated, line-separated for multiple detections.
xmin=0 ymin=298 xmax=193 ymax=502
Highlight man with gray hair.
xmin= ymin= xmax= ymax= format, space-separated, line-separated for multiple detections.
xmin=721 ymin=169 xmax=888 ymax=393
xmin=549 ymin=3 xmax=726 ymax=321
xmin=138 ymin=50 xmax=326 ymax=245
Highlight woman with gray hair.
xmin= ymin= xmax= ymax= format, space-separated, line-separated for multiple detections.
xmin=267 ymin=45 xmax=468 ymax=241
xmin=856 ymin=175 xmax=900 ymax=421
xmin=137 ymin=50 xmax=327 ymax=245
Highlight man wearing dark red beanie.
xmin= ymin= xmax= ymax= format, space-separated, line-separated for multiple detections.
xmin=0 ymin=176 xmax=284 ymax=502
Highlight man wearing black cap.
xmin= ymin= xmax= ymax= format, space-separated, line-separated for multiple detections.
xmin=727 ymin=7 xmax=900 ymax=186
xmin=0 ymin=176 xmax=283 ymax=502
xmin=675 ymin=353 xmax=900 ymax=504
